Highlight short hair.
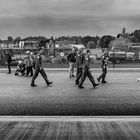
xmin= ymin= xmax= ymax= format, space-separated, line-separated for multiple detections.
xmin=117 ymin=34 xmax=122 ymax=38
xmin=86 ymin=49 xmax=90 ymax=53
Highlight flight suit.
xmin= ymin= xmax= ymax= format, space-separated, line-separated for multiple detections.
xmin=5 ymin=52 xmax=12 ymax=74
xmin=78 ymin=54 xmax=98 ymax=88
xmin=97 ymin=55 xmax=109 ymax=83
xmin=67 ymin=52 xmax=76 ymax=77
xmin=31 ymin=54 xmax=51 ymax=86
xmin=75 ymin=53 xmax=84 ymax=85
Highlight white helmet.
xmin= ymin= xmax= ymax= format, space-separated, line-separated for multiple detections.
xmin=18 ymin=60 xmax=22 ymax=64
xmin=26 ymin=51 xmax=30 ymax=54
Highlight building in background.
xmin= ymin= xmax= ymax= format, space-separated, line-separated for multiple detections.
xmin=0 ymin=40 xmax=15 ymax=49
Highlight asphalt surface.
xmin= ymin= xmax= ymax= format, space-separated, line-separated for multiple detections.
xmin=0 ymin=70 xmax=140 ymax=115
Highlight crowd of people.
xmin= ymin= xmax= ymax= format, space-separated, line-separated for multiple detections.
xmin=67 ymin=47 xmax=109 ymax=88
xmin=14 ymin=51 xmax=35 ymax=76
xmin=3 ymin=47 xmax=109 ymax=89
xmin=3 ymin=48 xmax=53 ymax=87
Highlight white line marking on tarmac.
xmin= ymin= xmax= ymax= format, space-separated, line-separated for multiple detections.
xmin=0 ymin=116 xmax=140 ymax=122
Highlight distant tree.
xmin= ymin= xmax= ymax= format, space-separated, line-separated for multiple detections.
xmin=110 ymin=36 xmax=131 ymax=51
xmin=87 ymin=41 xmax=96 ymax=49
xmin=82 ymin=36 xmax=93 ymax=46
xmin=7 ymin=36 xmax=13 ymax=42
xmin=131 ymin=30 xmax=140 ymax=42
xmin=38 ymin=36 xmax=47 ymax=42
xmin=14 ymin=37 xmax=21 ymax=43
xmin=81 ymin=36 xmax=100 ymax=47
xmin=38 ymin=40 xmax=47 ymax=48
xmin=129 ymin=34 xmax=138 ymax=43
xmin=99 ymin=35 xmax=114 ymax=49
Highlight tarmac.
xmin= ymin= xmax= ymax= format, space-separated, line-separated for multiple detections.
xmin=0 ymin=69 xmax=140 ymax=115
xmin=1 ymin=68 xmax=140 ymax=140
xmin=1 ymin=67 xmax=140 ymax=72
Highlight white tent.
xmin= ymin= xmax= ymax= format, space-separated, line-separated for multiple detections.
xmin=71 ymin=44 xmax=85 ymax=49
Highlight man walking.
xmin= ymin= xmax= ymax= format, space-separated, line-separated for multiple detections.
xmin=78 ymin=50 xmax=99 ymax=88
xmin=97 ymin=50 xmax=109 ymax=83
xmin=67 ymin=48 xmax=76 ymax=78
xmin=30 ymin=52 xmax=35 ymax=69
xmin=75 ymin=48 xmax=85 ymax=85
xmin=5 ymin=50 xmax=12 ymax=74
xmin=31 ymin=48 xmax=53 ymax=87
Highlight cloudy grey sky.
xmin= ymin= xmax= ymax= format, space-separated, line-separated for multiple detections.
xmin=0 ymin=0 xmax=140 ymax=39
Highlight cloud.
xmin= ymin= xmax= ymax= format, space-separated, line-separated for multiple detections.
xmin=0 ymin=0 xmax=140 ymax=39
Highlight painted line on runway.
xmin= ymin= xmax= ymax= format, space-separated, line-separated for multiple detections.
xmin=0 ymin=116 xmax=140 ymax=122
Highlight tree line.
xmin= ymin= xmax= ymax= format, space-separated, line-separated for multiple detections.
xmin=1 ymin=28 xmax=140 ymax=49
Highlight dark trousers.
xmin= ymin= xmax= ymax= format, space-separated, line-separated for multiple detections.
xmin=75 ymin=67 xmax=83 ymax=84
xmin=98 ymin=67 xmax=107 ymax=82
xmin=31 ymin=68 xmax=49 ymax=85
xmin=7 ymin=62 xmax=11 ymax=73
xmin=79 ymin=68 xmax=96 ymax=87
xmin=76 ymin=65 xmax=79 ymax=77
xmin=26 ymin=66 xmax=33 ymax=76
xmin=33 ymin=62 xmax=35 ymax=69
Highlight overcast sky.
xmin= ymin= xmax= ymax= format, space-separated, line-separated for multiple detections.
xmin=0 ymin=0 xmax=140 ymax=39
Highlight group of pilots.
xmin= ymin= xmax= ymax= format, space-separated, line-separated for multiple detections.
xmin=67 ymin=47 xmax=109 ymax=88
xmin=8 ymin=47 xmax=109 ymax=88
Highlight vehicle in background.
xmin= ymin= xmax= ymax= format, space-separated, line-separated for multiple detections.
xmin=108 ymin=51 xmax=136 ymax=64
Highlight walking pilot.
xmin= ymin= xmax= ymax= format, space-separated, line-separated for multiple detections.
xmin=67 ymin=48 xmax=76 ymax=78
xmin=75 ymin=48 xmax=85 ymax=85
xmin=97 ymin=50 xmax=109 ymax=83
xmin=78 ymin=50 xmax=99 ymax=88
xmin=31 ymin=47 xmax=53 ymax=87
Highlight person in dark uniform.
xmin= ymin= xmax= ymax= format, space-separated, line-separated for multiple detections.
xmin=31 ymin=48 xmax=53 ymax=87
xmin=75 ymin=48 xmax=85 ymax=85
xmin=25 ymin=51 xmax=33 ymax=77
xmin=78 ymin=50 xmax=99 ymax=88
xmin=67 ymin=48 xmax=76 ymax=78
xmin=30 ymin=52 xmax=35 ymax=69
xmin=5 ymin=50 xmax=12 ymax=74
xmin=97 ymin=51 xmax=109 ymax=83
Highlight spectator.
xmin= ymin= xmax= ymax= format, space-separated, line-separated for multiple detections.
xmin=67 ymin=48 xmax=77 ymax=78
xmin=5 ymin=50 xmax=12 ymax=74
xmin=30 ymin=52 xmax=35 ymax=69
xmin=25 ymin=51 xmax=33 ymax=77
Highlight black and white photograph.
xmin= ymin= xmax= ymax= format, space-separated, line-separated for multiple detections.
xmin=0 ymin=0 xmax=140 ymax=139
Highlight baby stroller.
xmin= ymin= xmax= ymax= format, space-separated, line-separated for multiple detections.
xmin=15 ymin=60 xmax=26 ymax=76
